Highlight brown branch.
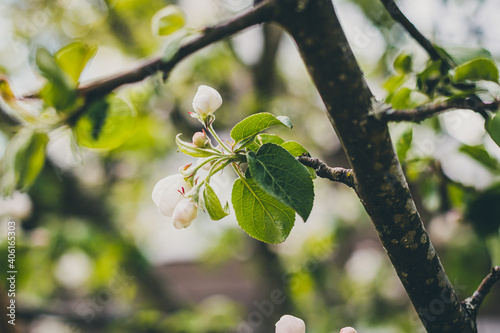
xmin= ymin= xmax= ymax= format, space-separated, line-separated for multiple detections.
xmin=381 ymin=99 xmax=499 ymax=123
xmin=66 ymin=2 xmax=275 ymax=125
xmin=380 ymin=0 xmax=445 ymax=63
xmin=297 ymin=154 xmax=355 ymax=189
xmin=464 ymin=266 xmax=500 ymax=316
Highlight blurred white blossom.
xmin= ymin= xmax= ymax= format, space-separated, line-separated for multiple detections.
xmin=275 ymin=315 xmax=306 ymax=333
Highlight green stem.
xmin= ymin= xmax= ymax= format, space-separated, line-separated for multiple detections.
xmin=231 ymin=162 xmax=245 ymax=179
xmin=182 ymin=156 xmax=220 ymax=183
xmin=205 ymin=159 xmax=232 ymax=183
xmin=207 ymin=123 xmax=231 ymax=152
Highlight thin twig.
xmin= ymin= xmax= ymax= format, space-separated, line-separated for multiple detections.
xmin=65 ymin=2 xmax=275 ymax=125
xmin=380 ymin=0 xmax=445 ymax=63
xmin=464 ymin=266 xmax=500 ymax=316
xmin=297 ymin=154 xmax=355 ymax=189
xmin=381 ymin=99 xmax=499 ymax=123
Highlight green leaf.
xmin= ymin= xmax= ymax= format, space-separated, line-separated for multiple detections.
xmin=203 ymin=182 xmax=229 ymax=221
xmin=73 ymin=95 xmax=137 ymax=150
xmin=280 ymin=141 xmax=309 ymax=157
xmin=36 ymin=47 xmax=77 ymax=110
xmin=1 ymin=128 xmax=48 ymax=194
xmin=486 ymin=114 xmax=500 ymax=148
xmin=395 ymin=127 xmax=413 ymax=161
xmin=151 ymin=5 xmax=186 ymax=36
xmin=55 ymin=42 xmax=97 ymax=85
xmin=232 ymin=177 xmax=295 ymax=244
xmin=454 ymin=58 xmax=499 ymax=83
xmin=230 ymin=113 xmax=292 ymax=146
xmin=175 ymin=134 xmax=217 ymax=158
xmin=394 ymin=53 xmax=412 ymax=74
xmin=246 ymin=133 xmax=285 ymax=151
xmin=280 ymin=141 xmax=316 ymax=179
xmin=247 ymin=143 xmax=314 ymax=221
xmin=459 ymin=144 xmax=500 ymax=172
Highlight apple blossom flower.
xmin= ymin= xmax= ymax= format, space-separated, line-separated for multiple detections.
xmin=172 ymin=198 xmax=198 ymax=229
xmin=152 ymin=174 xmax=192 ymax=217
xmin=192 ymin=85 xmax=222 ymax=117
xmin=340 ymin=327 xmax=357 ymax=333
xmin=275 ymin=315 xmax=306 ymax=333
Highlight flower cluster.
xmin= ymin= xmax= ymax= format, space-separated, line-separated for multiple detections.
xmin=152 ymin=85 xmax=225 ymax=229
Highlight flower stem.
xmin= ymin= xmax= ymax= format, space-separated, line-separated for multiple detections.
xmin=231 ymin=163 xmax=245 ymax=179
xmin=207 ymin=124 xmax=231 ymax=152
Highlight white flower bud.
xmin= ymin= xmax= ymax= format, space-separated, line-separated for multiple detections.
xmin=172 ymin=198 xmax=197 ymax=229
xmin=340 ymin=327 xmax=357 ymax=333
xmin=152 ymin=174 xmax=192 ymax=217
xmin=192 ymin=85 xmax=222 ymax=117
xmin=192 ymin=131 xmax=208 ymax=148
xmin=275 ymin=315 xmax=306 ymax=333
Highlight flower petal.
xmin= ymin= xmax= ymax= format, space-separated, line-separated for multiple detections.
xmin=152 ymin=174 xmax=182 ymax=206
xmin=192 ymin=85 xmax=222 ymax=116
xmin=172 ymin=198 xmax=198 ymax=229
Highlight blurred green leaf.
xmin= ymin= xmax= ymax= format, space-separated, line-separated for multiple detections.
xmin=1 ymin=128 xmax=48 ymax=194
xmin=162 ymin=36 xmax=183 ymax=62
xmin=151 ymin=5 xmax=186 ymax=36
xmin=232 ymin=177 xmax=295 ymax=244
xmin=73 ymin=95 xmax=137 ymax=150
xmin=55 ymin=42 xmax=97 ymax=85
xmin=383 ymin=74 xmax=406 ymax=95
xmin=459 ymin=144 xmax=500 ymax=172
xmin=393 ymin=53 xmax=412 ymax=74
xmin=390 ymin=87 xmax=412 ymax=109
xmin=454 ymin=58 xmax=499 ymax=83
xmin=203 ymin=182 xmax=229 ymax=221
xmin=36 ymin=47 xmax=77 ymax=111
xmin=396 ymin=127 xmax=413 ymax=161
xmin=417 ymin=61 xmax=445 ymax=95
xmin=485 ymin=114 xmax=500 ymax=148
xmin=247 ymin=143 xmax=314 ymax=221
xmin=444 ymin=47 xmax=492 ymax=65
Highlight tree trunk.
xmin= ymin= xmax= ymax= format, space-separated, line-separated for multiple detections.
xmin=271 ymin=0 xmax=475 ymax=331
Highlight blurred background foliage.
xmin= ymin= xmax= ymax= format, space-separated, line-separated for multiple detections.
xmin=0 ymin=0 xmax=499 ymax=332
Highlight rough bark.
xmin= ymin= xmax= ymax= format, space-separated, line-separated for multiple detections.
xmin=271 ymin=0 xmax=475 ymax=331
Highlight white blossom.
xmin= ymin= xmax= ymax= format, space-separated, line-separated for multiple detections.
xmin=275 ymin=315 xmax=306 ymax=333
xmin=172 ymin=198 xmax=197 ymax=229
xmin=152 ymin=174 xmax=192 ymax=217
xmin=192 ymin=85 xmax=222 ymax=117
xmin=340 ymin=327 xmax=357 ymax=333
